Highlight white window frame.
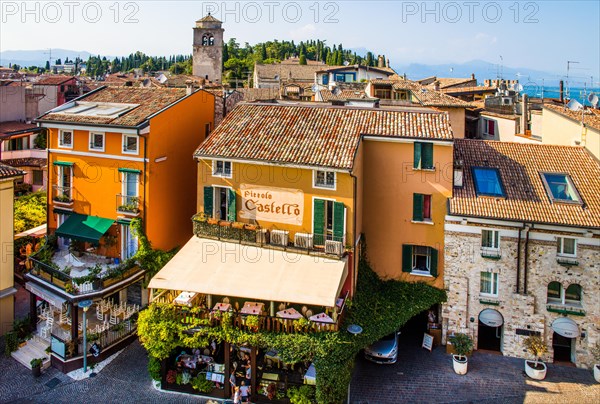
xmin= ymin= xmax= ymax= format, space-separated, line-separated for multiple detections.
xmin=557 ymin=237 xmax=577 ymax=258
xmin=547 ymin=282 xmax=582 ymax=307
xmin=482 ymin=117 xmax=495 ymax=137
xmin=89 ymin=132 xmax=105 ymax=152
xmin=481 ymin=229 xmax=500 ymax=249
xmin=121 ymin=172 xmax=140 ymax=198
xmin=480 ymin=271 xmax=499 ymax=297
xmin=57 ymin=165 xmax=73 ymax=195
xmin=121 ymin=224 xmax=139 ymax=260
xmin=122 ymin=134 xmax=139 ymax=155
xmin=411 ymin=246 xmax=432 ymax=276
xmin=313 ymin=170 xmax=337 ymax=190
xmin=59 ymin=129 xmax=73 ymax=149
xmin=212 ymin=160 xmax=232 ymax=178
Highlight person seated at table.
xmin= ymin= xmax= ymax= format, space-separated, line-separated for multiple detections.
xmin=239 ymin=380 xmax=250 ymax=403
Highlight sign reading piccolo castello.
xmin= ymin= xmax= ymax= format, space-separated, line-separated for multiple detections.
xmin=239 ymin=184 xmax=304 ymax=225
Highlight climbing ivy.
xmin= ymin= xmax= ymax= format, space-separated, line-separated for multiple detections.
xmin=137 ymin=243 xmax=446 ymax=403
xmin=129 ymin=218 xmax=177 ymax=287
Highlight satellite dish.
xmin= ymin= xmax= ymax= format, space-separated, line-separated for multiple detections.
xmin=311 ymin=84 xmax=318 ymax=92
xmin=588 ymin=93 xmax=598 ymax=107
xmin=515 ymin=83 xmax=523 ymax=92
xmin=343 ymin=61 xmax=349 ymax=66
xmin=274 ymin=75 xmax=280 ymax=81
xmin=567 ymin=99 xmax=583 ymax=111
xmin=142 ymin=78 xmax=150 ymax=87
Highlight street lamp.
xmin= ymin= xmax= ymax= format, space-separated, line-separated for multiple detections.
xmin=79 ymin=299 xmax=93 ymax=374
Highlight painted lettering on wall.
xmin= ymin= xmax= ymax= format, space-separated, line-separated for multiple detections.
xmin=239 ymin=184 xmax=303 ymax=225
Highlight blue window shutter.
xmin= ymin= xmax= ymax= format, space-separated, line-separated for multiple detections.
xmin=413 ymin=142 xmax=422 ymax=169
xmin=227 ymin=188 xmax=236 ymax=222
xmin=313 ymin=199 xmax=325 ymax=245
xmin=402 ymin=245 xmax=413 ymax=272
xmin=333 ymin=202 xmax=345 ymax=243
xmin=204 ymin=187 xmax=213 ymax=217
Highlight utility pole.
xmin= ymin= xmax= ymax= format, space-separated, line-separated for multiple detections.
xmin=44 ymin=48 xmax=53 ymax=71
xmin=566 ymin=60 xmax=579 ymax=100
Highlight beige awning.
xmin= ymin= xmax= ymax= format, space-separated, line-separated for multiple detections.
xmin=148 ymin=237 xmax=348 ymax=307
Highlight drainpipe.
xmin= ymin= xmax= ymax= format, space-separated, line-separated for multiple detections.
xmin=349 ymin=171 xmax=358 ymax=297
xmin=516 ymin=225 xmax=522 ymax=294
xmin=142 ymin=131 xmax=148 ymax=236
xmin=523 ymin=224 xmax=531 ymax=294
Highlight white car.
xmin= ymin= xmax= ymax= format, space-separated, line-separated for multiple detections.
xmin=364 ymin=331 xmax=400 ymax=364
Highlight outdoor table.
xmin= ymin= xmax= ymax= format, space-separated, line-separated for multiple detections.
xmin=303 ymin=363 xmax=316 ymax=385
xmin=309 ymin=312 xmax=335 ymax=323
xmin=213 ymin=302 xmax=231 ymax=312
xmin=173 ymin=291 xmax=197 ymax=307
xmin=261 ymin=372 xmax=280 ymax=382
xmin=276 ymin=307 xmax=303 ymax=319
xmin=240 ymin=301 xmax=264 ymax=315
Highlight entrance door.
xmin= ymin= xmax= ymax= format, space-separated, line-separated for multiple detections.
xmin=553 ymin=332 xmax=574 ymax=362
xmin=477 ymin=321 xmax=502 ymax=351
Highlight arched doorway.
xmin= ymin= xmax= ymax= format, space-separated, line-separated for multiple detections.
xmin=551 ymin=317 xmax=578 ymax=364
xmin=477 ymin=309 xmax=503 ymax=352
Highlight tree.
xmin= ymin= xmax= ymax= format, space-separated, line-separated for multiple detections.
xmin=299 ymin=54 xmax=307 ymax=65
xmin=45 ymin=61 xmax=50 ymax=71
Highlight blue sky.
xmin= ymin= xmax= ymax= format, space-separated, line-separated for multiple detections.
xmin=1 ymin=1 xmax=598 ymax=76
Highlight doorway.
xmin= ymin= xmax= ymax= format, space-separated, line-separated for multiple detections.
xmin=552 ymin=332 xmax=574 ymax=363
xmin=477 ymin=321 xmax=502 ymax=351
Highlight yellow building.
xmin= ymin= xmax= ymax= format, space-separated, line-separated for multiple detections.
xmin=147 ymin=102 xmax=454 ymax=400
xmin=541 ymin=104 xmax=600 ymax=159
xmin=0 ymin=163 xmax=24 ymax=335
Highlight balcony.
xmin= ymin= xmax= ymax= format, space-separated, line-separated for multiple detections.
xmin=192 ymin=214 xmax=348 ymax=258
xmin=0 ymin=148 xmax=47 ymax=160
xmin=480 ymin=248 xmax=501 ymax=260
xmin=52 ymin=185 xmax=73 ymax=208
xmin=152 ymin=290 xmax=348 ymax=334
xmin=116 ymin=194 xmax=141 ymax=217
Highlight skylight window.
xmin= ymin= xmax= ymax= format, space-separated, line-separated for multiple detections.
xmin=57 ymin=102 xmax=138 ymax=118
xmin=472 ymin=167 xmax=505 ymax=197
xmin=541 ymin=173 xmax=581 ymax=204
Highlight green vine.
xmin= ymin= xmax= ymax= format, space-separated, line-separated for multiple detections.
xmin=137 ymin=240 xmax=446 ymax=403
xmin=130 ymin=218 xmax=177 ymax=287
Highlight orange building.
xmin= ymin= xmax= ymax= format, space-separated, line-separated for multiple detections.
xmin=37 ymin=86 xmax=215 ymax=254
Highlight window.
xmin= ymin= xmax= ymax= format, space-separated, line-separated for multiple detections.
xmin=59 ymin=130 xmax=73 ymax=148
xmin=121 ymin=224 xmax=138 ymax=260
xmin=89 ymin=132 xmax=104 ymax=151
xmin=314 ymin=170 xmax=336 ymax=190
xmin=321 ymin=75 xmax=329 ymax=85
xmin=483 ymin=118 xmax=496 ymax=137
xmin=394 ymin=90 xmax=410 ymax=100
xmin=313 ymin=198 xmax=345 ymax=245
xmin=123 ymin=172 xmax=139 ymax=197
xmin=122 ymin=134 xmax=138 ymax=154
xmin=413 ymin=142 xmax=434 ymax=169
xmin=472 ymin=167 xmax=505 ymax=197
xmin=6 ymin=137 xmax=27 ymax=151
xmin=212 ymin=160 xmax=232 ymax=178
xmin=541 ymin=173 xmax=581 ymax=204
xmin=402 ymin=244 xmax=438 ymax=277
xmin=204 ymin=186 xmax=236 ymax=222
xmin=205 ymin=123 xmax=212 ymax=138
xmin=374 ymin=88 xmax=391 ymax=99
xmin=56 ymin=165 xmax=72 ymax=200
xmin=482 ymin=229 xmax=500 ymax=249
xmin=547 ymin=282 xmax=582 ymax=306
xmin=412 ymin=194 xmax=432 ymax=222
xmin=557 ymin=237 xmax=577 ymax=257
xmin=32 ymin=170 xmax=43 ymax=186
xmin=480 ymin=272 xmax=499 ymax=296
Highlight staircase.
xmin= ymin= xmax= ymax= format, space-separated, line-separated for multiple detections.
xmin=11 ymin=337 xmax=52 ymax=370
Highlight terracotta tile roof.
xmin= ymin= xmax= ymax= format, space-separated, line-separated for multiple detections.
xmin=195 ymin=103 xmax=453 ymax=170
xmin=544 ymin=104 xmax=600 ymax=132
xmin=450 ymin=139 xmax=600 ymax=228
xmin=434 ymin=77 xmax=476 ymax=88
xmin=0 ymin=163 xmax=25 ymax=179
xmin=281 ymin=58 xmax=327 ymax=66
xmin=0 ymin=121 xmax=40 ymax=137
xmin=196 ymin=14 xmax=221 ymax=23
xmin=440 ymin=85 xmax=497 ymax=95
xmin=254 ymin=63 xmax=325 ymax=82
xmin=34 ymin=75 xmax=75 ymax=86
xmin=385 ymin=79 xmax=474 ymax=108
xmin=1 ymin=158 xmax=47 ymax=168
xmin=316 ymin=64 xmax=396 ymax=75
xmin=236 ymin=88 xmax=280 ymax=101
xmin=37 ymin=86 xmax=191 ymax=127
xmin=317 ymin=89 xmax=372 ymax=102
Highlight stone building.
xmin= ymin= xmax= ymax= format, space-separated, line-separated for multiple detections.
xmin=443 ymin=139 xmax=600 ymax=369
xmin=192 ymin=14 xmax=224 ymax=83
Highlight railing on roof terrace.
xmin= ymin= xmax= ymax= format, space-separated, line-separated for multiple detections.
xmin=192 ymin=214 xmax=348 ymax=258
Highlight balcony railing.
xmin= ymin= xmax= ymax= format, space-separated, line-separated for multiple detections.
xmin=0 ymin=148 xmax=47 ymax=160
xmin=116 ymin=194 xmax=141 ymax=216
xmin=192 ymin=214 xmax=348 ymax=258
xmin=52 ymin=185 xmax=73 ymax=205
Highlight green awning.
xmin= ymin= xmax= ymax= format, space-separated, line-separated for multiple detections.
xmin=53 ymin=161 xmax=74 ymax=167
xmin=116 ymin=218 xmax=132 ymax=225
xmin=118 ymin=168 xmax=141 ymax=174
xmin=53 ymin=208 xmax=74 ymax=215
xmin=55 ymin=213 xmax=115 ymax=244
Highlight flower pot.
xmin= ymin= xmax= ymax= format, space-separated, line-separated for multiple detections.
xmin=525 ymin=360 xmax=547 ymax=380
xmin=452 ymin=355 xmax=468 ymax=375
xmin=594 ymin=364 xmax=600 ymax=383
xmin=32 ymin=365 xmax=41 ymax=377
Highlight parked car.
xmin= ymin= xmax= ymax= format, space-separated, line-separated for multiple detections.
xmin=364 ymin=331 xmax=400 ymax=364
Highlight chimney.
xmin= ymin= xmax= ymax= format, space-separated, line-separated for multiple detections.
xmin=521 ymin=93 xmax=528 ymax=135
xmin=198 ymin=78 xmax=206 ymax=89
xmin=185 ymin=80 xmax=193 ymax=95
xmin=559 ymin=80 xmax=564 ymax=103
xmin=403 ymin=73 xmax=407 ymax=80
xmin=386 ymin=58 xmax=390 ymax=68
xmin=453 ymin=160 xmax=464 ymax=188
xmin=471 ymin=73 xmax=475 ymax=80
xmin=377 ymin=55 xmax=384 ymax=68
xmin=434 ymin=81 xmax=441 ymax=91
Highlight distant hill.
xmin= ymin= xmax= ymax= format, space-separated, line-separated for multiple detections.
xmin=394 ymin=59 xmax=563 ymax=85
xmin=0 ymin=49 xmax=94 ymax=67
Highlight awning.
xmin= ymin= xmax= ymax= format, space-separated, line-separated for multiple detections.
xmin=479 ymin=308 xmax=503 ymax=327
xmin=552 ymin=317 xmax=579 ymax=338
xmin=25 ymin=282 xmax=66 ymax=308
xmin=149 ymin=237 xmax=348 ymax=307
xmin=53 ymin=161 xmax=74 ymax=167
xmin=15 ymin=223 xmax=47 ymax=239
xmin=55 ymin=213 xmax=114 ymax=244
xmin=118 ymin=168 xmax=141 ymax=174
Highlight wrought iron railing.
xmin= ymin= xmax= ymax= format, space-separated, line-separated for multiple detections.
xmin=116 ymin=194 xmax=141 ymax=214
xmin=52 ymin=185 xmax=73 ymax=203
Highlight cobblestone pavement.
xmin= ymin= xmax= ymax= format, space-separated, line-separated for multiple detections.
xmin=350 ymin=337 xmax=600 ymax=404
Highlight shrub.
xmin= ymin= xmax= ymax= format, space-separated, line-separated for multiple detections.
xmin=287 ymin=385 xmax=316 ymax=404
xmin=190 ymin=373 xmax=213 ymax=393
xmin=524 ymin=336 xmax=548 ymax=364
xmin=30 ymin=358 xmax=43 ymax=368
xmin=4 ymin=332 xmax=19 ymax=356
xmin=147 ymin=356 xmax=161 ymax=381
xmin=450 ymin=333 xmax=473 ymax=358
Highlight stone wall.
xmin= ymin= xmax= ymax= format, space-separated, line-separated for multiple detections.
xmin=443 ymin=222 xmax=600 ymax=369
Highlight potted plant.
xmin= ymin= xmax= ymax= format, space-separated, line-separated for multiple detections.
xmin=30 ymin=358 xmax=43 ymax=377
xmin=245 ymin=315 xmax=260 ymax=332
xmin=591 ymin=341 xmax=600 ymax=383
xmin=524 ymin=335 xmax=548 ymax=380
xmin=450 ymin=333 xmax=473 ymax=375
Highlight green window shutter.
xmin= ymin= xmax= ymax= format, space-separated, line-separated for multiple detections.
xmin=430 ymin=248 xmax=439 ymax=277
xmin=422 ymin=143 xmax=434 ymax=169
xmin=413 ymin=193 xmax=424 ymax=221
xmin=203 ymin=186 xmax=213 ymax=217
xmin=413 ymin=142 xmax=422 ymax=169
xmin=402 ymin=245 xmax=413 ymax=272
xmin=313 ymin=199 xmax=325 ymax=245
xmin=333 ymin=202 xmax=345 ymax=243
xmin=227 ymin=188 xmax=236 ymax=222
